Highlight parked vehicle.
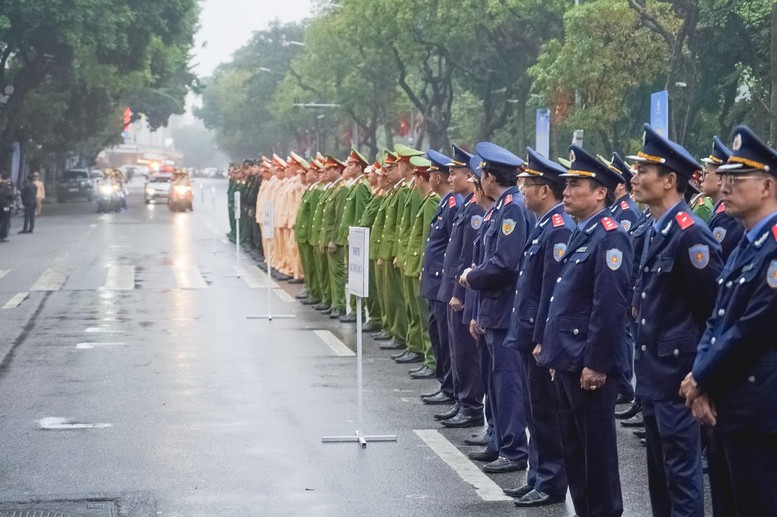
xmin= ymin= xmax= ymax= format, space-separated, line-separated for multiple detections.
xmin=57 ymin=169 xmax=93 ymax=202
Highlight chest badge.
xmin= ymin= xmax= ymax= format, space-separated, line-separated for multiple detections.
xmin=712 ymin=227 xmax=727 ymax=243
xmin=553 ymin=243 xmax=567 ymax=262
xmin=768 ymin=260 xmax=777 ymax=289
xmin=689 ymin=244 xmax=710 ymax=269
xmin=502 ymin=218 xmax=516 ymax=236
xmin=471 ymin=215 xmax=483 ymax=229
xmin=606 ymin=249 xmax=623 ymax=271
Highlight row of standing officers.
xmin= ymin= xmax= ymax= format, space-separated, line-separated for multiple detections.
xmin=228 ymin=123 xmax=777 ymax=517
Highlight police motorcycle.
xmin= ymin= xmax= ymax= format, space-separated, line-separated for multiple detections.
xmin=168 ymin=171 xmax=193 ymax=212
xmin=96 ymin=180 xmax=121 ymax=213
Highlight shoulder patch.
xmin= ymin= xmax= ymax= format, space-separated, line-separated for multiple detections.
xmin=502 ymin=218 xmax=516 ymax=236
xmin=768 ymin=260 xmax=777 ymax=289
xmin=551 ymin=213 xmax=564 ymax=228
xmin=716 ymin=202 xmax=727 ymax=214
xmin=606 ymin=249 xmax=623 ymax=270
xmin=620 ymin=200 xmax=630 ymax=210
xmin=601 ymin=217 xmax=618 ymax=232
xmin=689 ymin=244 xmax=710 ymax=269
xmin=675 ymin=212 xmax=695 ymax=230
xmin=504 ymin=194 xmax=513 ymax=205
xmin=772 ymin=225 xmax=777 ymax=242
xmin=621 ymin=219 xmax=632 ymax=232
xmin=553 ymin=242 xmax=567 ymax=261
xmin=448 ymin=196 xmax=457 ymax=208
xmin=712 ymin=227 xmax=727 ymax=243
xmin=471 ymin=215 xmax=483 ymax=230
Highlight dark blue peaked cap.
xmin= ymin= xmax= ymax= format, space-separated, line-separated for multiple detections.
xmin=469 ymin=154 xmax=482 ymax=180
xmin=627 ymin=123 xmax=701 ymax=179
xmin=448 ymin=144 xmax=473 ymax=168
xmin=518 ymin=147 xmax=567 ymax=184
xmin=701 ymin=136 xmax=733 ymax=166
xmin=562 ymin=145 xmax=624 ymax=191
xmin=426 ymin=150 xmax=452 ymax=173
xmin=719 ymin=125 xmax=777 ymax=175
xmin=475 ymin=142 xmax=524 ymax=177
xmin=609 ymin=152 xmax=634 ymax=183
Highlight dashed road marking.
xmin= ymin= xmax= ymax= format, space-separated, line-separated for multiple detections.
xmin=75 ymin=342 xmax=126 ymax=350
xmin=0 ymin=269 xmax=9 ymax=281
xmin=234 ymin=265 xmax=277 ymax=288
xmin=413 ymin=429 xmax=512 ymax=502
xmin=173 ymin=264 xmax=208 ymax=289
xmin=39 ymin=417 xmax=112 ymax=430
xmin=274 ymin=288 xmax=295 ymax=302
xmin=85 ymin=327 xmax=126 ymax=334
xmin=30 ymin=269 xmax=67 ymax=291
xmin=313 ymin=330 xmax=355 ymax=357
xmin=2 ymin=292 xmax=29 ymax=309
xmin=103 ymin=265 xmax=135 ymax=290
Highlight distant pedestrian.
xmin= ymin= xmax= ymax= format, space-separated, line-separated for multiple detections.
xmin=19 ymin=175 xmax=38 ymax=234
xmin=0 ymin=173 xmax=13 ymax=242
xmin=32 ymin=171 xmax=45 ymax=216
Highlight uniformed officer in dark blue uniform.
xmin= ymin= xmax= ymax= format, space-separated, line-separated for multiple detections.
xmin=501 ymin=147 xmax=574 ymax=507
xmin=419 ymin=150 xmax=463 ymax=404
xmin=701 ymin=136 xmax=745 ymax=261
xmin=460 ymin=142 xmax=530 ymax=474
xmin=433 ymin=146 xmax=487 ymax=427
xmin=628 ymin=123 xmax=723 ymax=517
xmin=682 ymin=125 xmax=777 ymax=517
xmin=538 ymin=144 xmax=633 ymax=517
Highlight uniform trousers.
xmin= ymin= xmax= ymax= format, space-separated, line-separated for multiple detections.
xmin=716 ymin=430 xmax=777 ymax=516
xmin=375 ymin=261 xmax=391 ymax=332
xmin=401 ymin=274 xmax=424 ymax=355
xmin=521 ymin=350 xmax=567 ymax=497
xmin=366 ymin=259 xmax=382 ymax=327
xmin=428 ymin=300 xmax=449 ymax=391
xmin=477 ymin=332 xmax=494 ymax=445
xmin=555 ymin=370 xmax=623 ymax=517
xmin=385 ymin=262 xmax=407 ymax=345
xmin=483 ymin=328 xmax=529 ymax=462
xmin=706 ymin=427 xmax=735 ymax=517
xmin=643 ymin=399 xmax=703 ymax=517
xmin=22 ymin=204 xmax=35 ymax=232
xmin=447 ymin=305 xmax=484 ymax=415
xmin=327 ymin=246 xmax=346 ymax=311
xmin=286 ymin=229 xmax=302 ymax=279
xmin=298 ymin=242 xmax=317 ymax=299
xmin=315 ymin=248 xmax=331 ymax=306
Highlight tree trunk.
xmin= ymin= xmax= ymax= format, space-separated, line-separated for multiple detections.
xmin=770 ymin=1 xmax=777 ymax=145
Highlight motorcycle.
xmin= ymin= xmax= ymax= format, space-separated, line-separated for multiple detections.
xmin=168 ymin=184 xmax=193 ymax=212
xmin=96 ymin=183 xmax=120 ymax=213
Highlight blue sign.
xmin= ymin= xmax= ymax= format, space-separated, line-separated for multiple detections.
xmin=535 ymin=108 xmax=551 ymax=158
xmin=651 ymin=90 xmax=669 ymax=137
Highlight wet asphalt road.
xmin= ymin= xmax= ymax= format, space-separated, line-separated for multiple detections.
xmin=0 ymin=178 xmax=712 ymax=516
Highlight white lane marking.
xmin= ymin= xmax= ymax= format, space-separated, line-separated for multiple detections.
xmin=30 ymin=269 xmax=67 ymax=291
xmin=2 ymin=292 xmax=29 ymax=309
xmin=85 ymin=327 xmax=126 ymax=334
xmin=89 ymin=224 xmax=97 ymax=228
xmin=103 ymin=265 xmax=135 ymax=290
xmin=234 ymin=265 xmax=277 ymax=288
xmin=76 ymin=342 xmax=126 ymax=350
xmin=313 ymin=330 xmax=355 ymax=357
xmin=173 ymin=264 xmax=208 ymax=289
xmin=274 ymin=288 xmax=295 ymax=303
xmin=0 ymin=269 xmax=9 ymax=281
xmin=39 ymin=417 xmax=112 ymax=430
xmin=413 ymin=429 xmax=512 ymax=502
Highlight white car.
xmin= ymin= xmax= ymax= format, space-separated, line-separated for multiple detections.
xmin=144 ymin=173 xmax=173 ymax=204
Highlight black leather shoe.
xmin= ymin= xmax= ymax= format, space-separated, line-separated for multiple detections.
xmin=409 ymin=364 xmax=426 ymax=374
xmin=301 ymin=298 xmax=320 ymax=305
xmin=640 ymin=438 xmax=647 ymax=447
xmin=632 ymin=430 xmax=646 ymax=439
xmin=483 ymin=457 xmax=527 ymax=474
xmin=295 ymin=291 xmax=309 ymax=299
xmin=339 ymin=314 xmax=357 ymax=323
xmin=468 ymin=449 xmax=499 ymax=462
xmin=420 ymin=389 xmax=442 ymax=399
xmin=390 ymin=349 xmax=408 ymax=359
xmin=396 ymin=352 xmax=423 ymax=364
xmin=313 ymin=303 xmax=330 ymax=311
xmin=288 ymin=278 xmax=304 ymax=284
xmin=442 ymin=413 xmax=484 ymax=428
xmin=616 ymin=393 xmax=635 ymax=405
xmin=422 ymin=392 xmax=454 ymax=405
xmin=321 ymin=308 xmax=333 ymax=315
xmin=372 ymin=331 xmax=391 ymax=341
xmin=514 ymin=489 xmax=565 ymax=507
xmin=329 ymin=308 xmax=343 ymax=318
xmin=464 ymin=432 xmax=489 ymax=446
xmin=361 ymin=321 xmax=379 ymax=332
xmin=434 ymin=405 xmax=460 ymax=421
xmin=615 ymin=400 xmax=642 ymax=420
xmin=503 ymin=484 xmax=533 ymax=498
xmin=410 ymin=366 xmax=435 ymax=378
xmin=620 ymin=412 xmax=644 ymax=428
xmin=381 ymin=341 xmax=404 ymax=351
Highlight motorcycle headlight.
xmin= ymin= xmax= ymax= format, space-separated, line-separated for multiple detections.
xmin=174 ymin=185 xmax=188 ymax=195
xmin=99 ymin=185 xmax=112 ymax=195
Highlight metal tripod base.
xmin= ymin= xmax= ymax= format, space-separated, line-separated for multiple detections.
xmin=246 ymin=314 xmax=296 ymax=320
xmin=322 ymin=429 xmax=397 ymax=448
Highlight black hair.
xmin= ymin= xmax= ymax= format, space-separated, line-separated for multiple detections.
xmin=533 ymin=178 xmax=565 ymax=201
xmin=656 ymin=164 xmax=688 ymax=195
xmin=484 ymin=168 xmax=516 ymax=187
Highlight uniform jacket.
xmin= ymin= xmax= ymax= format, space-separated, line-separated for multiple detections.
xmin=438 ymin=193 xmax=483 ymax=304
xmin=539 ymin=209 xmax=633 ymax=373
xmin=464 ymin=204 xmax=493 ymax=326
xmin=321 ymin=178 xmax=347 ymax=246
xmin=708 ymin=199 xmax=745 ymax=261
xmin=405 ymin=190 xmax=440 ymax=278
xmin=629 ymin=208 xmax=653 ymax=310
xmin=633 ymin=202 xmax=723 ymax=400
xmin=396 ymin=183 xmax=423 ymax=272
xmin=467 ymin=186 xmax=529 ymax=330
xmin=504 ymin=203 xmax=575 ymax=352
xmin=309 ymin=182 xmax=332 ymax=247
xmin=610 ymin=194 xmax=640 ymax=232
xmin=693 ymin=212 xmax=777 ymax=433
xmin=295 ymin=182 xmax=321 ymax=244
xmin=337 ymin=178 xmax=371 ymax=245
xmin=21 ymin=182 xmax=37 ymax=207
xmin=378 ymin=181 xmax=407 ymax=260
xmin=368 ymin=192 xmax=388 ymax=261
xmin=421 ymin=192 xmax=461 ymax=299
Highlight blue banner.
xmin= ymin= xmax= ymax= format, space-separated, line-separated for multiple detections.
xmin=651 ymin=90 xmax=669 ymax=137
xmin=535 ymin=108 xmax=551 ymax=158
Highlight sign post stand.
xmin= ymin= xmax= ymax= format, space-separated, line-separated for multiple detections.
xmin=322 ymin=227 xmax=397 ymax=448
xmin=246 ymin=200 xmax=294 ymax=320
xmin=234 ymin=191 xmax=241 ymax=276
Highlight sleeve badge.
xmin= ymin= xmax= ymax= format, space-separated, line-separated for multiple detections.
xmin=471 ymin=215 xmax=483 ymax=230
xmin=621 ymin=219 xmax=632 ymax=232
xmin=502 ymin=218 xmax=516 ymax=236
xmin=768 ymin=260 xmax=777 ymax=289
xmin=606 ymin=249 xmax=623 ymax=271
xmin=553 ymin=242 xmax=567 ymax=262
xmin=689 ymin=244 xmax=710 ymax=269
xmin=712 ymin=227 xmax=727 ymax=243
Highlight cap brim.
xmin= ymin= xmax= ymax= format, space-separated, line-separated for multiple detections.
xmin=716 ymin=162 xmax=754 ymax=172
xmin=626 ymin=154 xmax=651 ymax=163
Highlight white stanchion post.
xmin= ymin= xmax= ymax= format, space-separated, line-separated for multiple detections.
xmin=234 ymin=191 xmax=241 ymax=275
xmin=211 ymin=186 xmax=216 ymax=254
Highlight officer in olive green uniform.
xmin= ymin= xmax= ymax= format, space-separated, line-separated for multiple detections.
xmin=359 ymin=161 xmax=386 ymax=332
xmin=295 ymin=157 xmax=321 ymax=304
xmin=370 ymin=153 xmax=397 ymax=341
xmin=338 ymin=149 xmax=372 ymax=323
xmin=320 ymin=156 xmax=348 ymax=318
xmin=310 ymin=161 xmax=332 ymax=310
xmin=226 ymin=167 xmax=238 ymax=242
xmin=235 ymin=170 xmax=249 ymax=244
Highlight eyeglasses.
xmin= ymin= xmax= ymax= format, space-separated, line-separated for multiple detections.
xmin=720 ymin=174 xmax=768 ymax=186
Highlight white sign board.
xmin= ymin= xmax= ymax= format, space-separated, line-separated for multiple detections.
xmin=234 ymin=191 xmax=241 ymax=219
xmin=263 ymin=201 xmax=274 ymax=238
xmin=347 ymin=227 xmax=369 ymax=297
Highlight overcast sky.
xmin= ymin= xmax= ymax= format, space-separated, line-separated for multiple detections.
xmin=192 ymin=0 xmax=315 ymax=78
